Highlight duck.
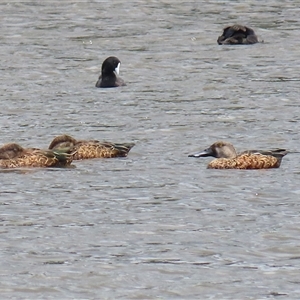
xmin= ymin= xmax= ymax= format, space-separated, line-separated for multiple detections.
xmin=95 ymin=56 xmax=126 ymax=88
xmin=0 ymin=143 xmax=73 ymax=168
xmin=188 ymin=141 xmax=287 ymax=169
xmin=217 ymin=24 xmax=258 ymax=45
xmin=48 ymin=134 xmax=135 ymax=160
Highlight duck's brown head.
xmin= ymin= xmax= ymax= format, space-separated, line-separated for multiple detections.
xmin=0 ymin=143 xmax=25 ymax=159
xmin=48 ymin=134 xmax=78 ymax=150
xmin=188 ymin=141 xmax=237 ymax=158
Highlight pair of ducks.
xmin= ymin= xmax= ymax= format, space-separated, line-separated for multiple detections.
xmin=0 ymin=135 xmax=135 ymax=169
xmin=95 ymin=25 xmax=259 ymax=88
xmin=0 ymin=137 xmax=287 ymax=170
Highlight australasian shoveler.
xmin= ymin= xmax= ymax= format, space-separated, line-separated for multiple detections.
xmin=188 ymin=141 xmax=287 ymax=169
xmin=49 ymin=134 xmax=135 ymax=160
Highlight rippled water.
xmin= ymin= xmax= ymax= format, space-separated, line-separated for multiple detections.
xmin=1 ymin=1 xmax=300 ymax=299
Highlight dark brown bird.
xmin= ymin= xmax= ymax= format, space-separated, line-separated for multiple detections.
xmin=0 ymin=143 xmax=73 ymax=168
xmin=95 ymin=56 xmax=126 ymax=88
xmin=217 ymin=24 xmax=258 ymax=45
xmin=188 ymin=141 xmax=287 ymax=169
xmin=49 ymin=134 xmax=135 ymax=160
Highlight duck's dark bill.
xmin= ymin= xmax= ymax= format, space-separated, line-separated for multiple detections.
xmin=188 ymin=148 xmax=212 ymax=157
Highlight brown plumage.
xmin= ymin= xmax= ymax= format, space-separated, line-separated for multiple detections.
xmin=48 ymin=134 xmax=135 ymax=160
xmin=0 ymin=143 xmax=73 ymax=168
xmin=188 ymin=141 xmax=287 ymax=169
xmin=217 ymin=24 xmax=258 ymax=45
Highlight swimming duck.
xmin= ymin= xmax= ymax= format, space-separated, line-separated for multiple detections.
xmin=188 ymin=141 xmax=287 ymax=169
xmin=95 ymin=56 xmax=126 ymax=88
xmin=0 ymin=143 xmax=73 ymax=168
xmin=49 ymin=134 xmax=135 ymax=160
xmin=217 ymin=24 xmax=258 ymax=45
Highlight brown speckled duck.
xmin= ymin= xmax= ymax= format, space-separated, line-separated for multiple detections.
xmin=217 ymin=24 xmax=258 ymax=45
xmin=49 ymin=134 xmax=135 ymax=160
xmin=188 ymin=141 xmax=287 ymax=169
xmin=0 ymin=143 xmax=73 ymax=168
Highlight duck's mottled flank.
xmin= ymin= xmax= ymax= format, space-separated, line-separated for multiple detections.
xmin=0 ymin=143 xmax=73 ymax=168
xmin=217 ymin=24 xmax=258 ymax=45
xmin=49 ymin=135 xmax=135 ymax=160
xmin=207 ymin=153 xmax=279 ymax=169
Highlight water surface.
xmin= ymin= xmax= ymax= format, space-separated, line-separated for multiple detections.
xmin=0 ymin=1 xmax=300 ymax=299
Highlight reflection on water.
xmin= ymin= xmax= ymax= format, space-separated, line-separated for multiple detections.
xmin=0 ymin=1 xmax=300 ymax=299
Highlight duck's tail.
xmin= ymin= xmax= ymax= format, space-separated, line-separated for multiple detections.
xmin=268 ymin=149 xmax=288 ymax=166
xmin=244 ymin=149 xmax=288 ymax=167
xmin=112 ymin=142 xmax=135 ymax=156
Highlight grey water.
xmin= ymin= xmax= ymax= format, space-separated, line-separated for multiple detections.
xmin=0 ymin=1 xmax=300 ymax=299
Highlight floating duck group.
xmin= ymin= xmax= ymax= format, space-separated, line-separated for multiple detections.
xmin=1 ymin=25 xmax=288 ymax=170
xmin=0 ymin=135 xmax=134 ymax=169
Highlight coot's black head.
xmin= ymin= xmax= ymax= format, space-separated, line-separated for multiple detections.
xmin=101 ymin=56 xmax=121 ymax=76
xmin=95 ymin=56 xmax=126 ymax=88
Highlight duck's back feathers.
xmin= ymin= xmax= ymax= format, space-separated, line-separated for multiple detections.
xmin=243 ymin=149 xmax=288 ymax=158
xmin=73 ymin=141 xmax=135 ymax=160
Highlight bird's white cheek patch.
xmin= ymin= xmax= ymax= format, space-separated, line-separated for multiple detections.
xmin=115 ymin=63 xmax=120 ymax=75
